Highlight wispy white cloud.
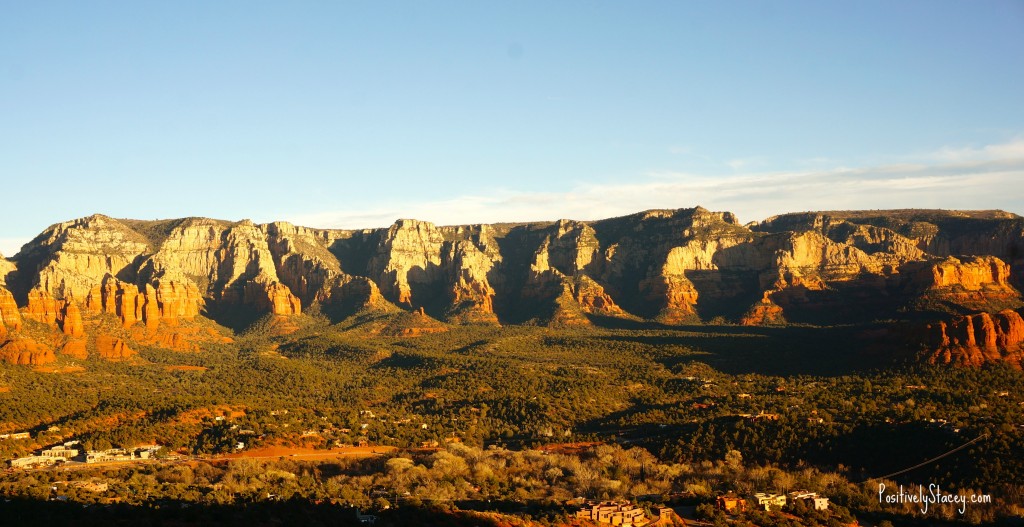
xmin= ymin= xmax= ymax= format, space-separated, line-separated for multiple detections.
xmin=284 ymin=139 xmax=1024 ymax=229
xmin=925 ymin=138 xmax=1024 ymax=164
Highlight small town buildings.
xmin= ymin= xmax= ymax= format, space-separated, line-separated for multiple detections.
xmin=8 ymin=455 xmax=56 ymax=469
xmin=9 ymin=441 xmax=85 ymax=468
xmin=788 ymin=490 xmax=829 ymax=511
xmin=84 ymin=445 xmax=162 ymax=463
xmin=753 ymin=492 xmax=787 ymax=511
xmin=575 ymin=501 xmax=648 ymax=526
xmin=0 ymin=432 xmax=31 ymax=440
xmin=134 ymin=445 xmax=161 ymax=459
xmin=86 ymin=448 xmax=135 ymax=463
xmin=716 ymin=493 xmax=747 ymax=513
xmin=40 ymin=444 xmax=80 ymax=460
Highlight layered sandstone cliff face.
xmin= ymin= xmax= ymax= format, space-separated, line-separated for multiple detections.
xmin=330 ymin=277 xmax=390 ymax=312
xmin=521 ymin=220 xmax=622 ymax=324
xmin=445 ymin=238 xmax=499 ymax=324
xmin=909 ymin=255 xmax=1010 ymax=290
xmin=264 ymin=221 xmax=343 ymax=305
xmin=94 ymin=334 xmax=135 ymax=361
xmin=1 ymin=207 xmax=1022 ymax=366
xmin=16 ymin=215 xmax=152 ymax=301
xmin=922 ymin=310 xmax=1024 ymax=368
xmin=759 ymin=210 xmax=1024 ymax=288
xmin=59 ymin=297 xmax=84 ymax=337
xmin=368 ymin=219 xmax=446 ymax=308
xmin=0 ymin=287 xmax=23 ymax=337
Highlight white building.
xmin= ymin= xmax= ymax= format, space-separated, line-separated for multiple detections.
xmin=753 ymin=492 xmax=787 ymax=511
xmin=9 ymin=456 xmax=56 ymax=469
xmin=788 ymin=490 xmax=829 ymax=511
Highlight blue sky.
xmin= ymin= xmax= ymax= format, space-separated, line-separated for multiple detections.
xmin=2 ymin=1 xmax=1022 ymax=255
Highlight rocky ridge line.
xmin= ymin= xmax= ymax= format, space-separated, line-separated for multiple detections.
xmin=0 ymin=207 xmax=1022 ymax=367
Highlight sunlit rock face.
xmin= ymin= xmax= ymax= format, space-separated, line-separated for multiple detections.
xmin=922 ymin=310 xmax=1024 ymax=368
xmin=0 ymin=207 xmax=1021 ymax=367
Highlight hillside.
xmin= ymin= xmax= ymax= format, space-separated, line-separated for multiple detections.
xmin=1 ymin=206 xmax=1023 ymax=368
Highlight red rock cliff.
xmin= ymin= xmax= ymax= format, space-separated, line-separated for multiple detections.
xmin=57 ymin=298 xmax=85 ymax=337
xmin=24 ymin=289 xmax=60 ymax=326
xmin=0 ymin=337 xmax=56 ymax=365
xmin=911 ymin=256 xmax=1012 ymax=290
xmin=923 ymin=309 xmax=1024 ymax=368
xmin=0 ymin=287 xmax=22 ymax=336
